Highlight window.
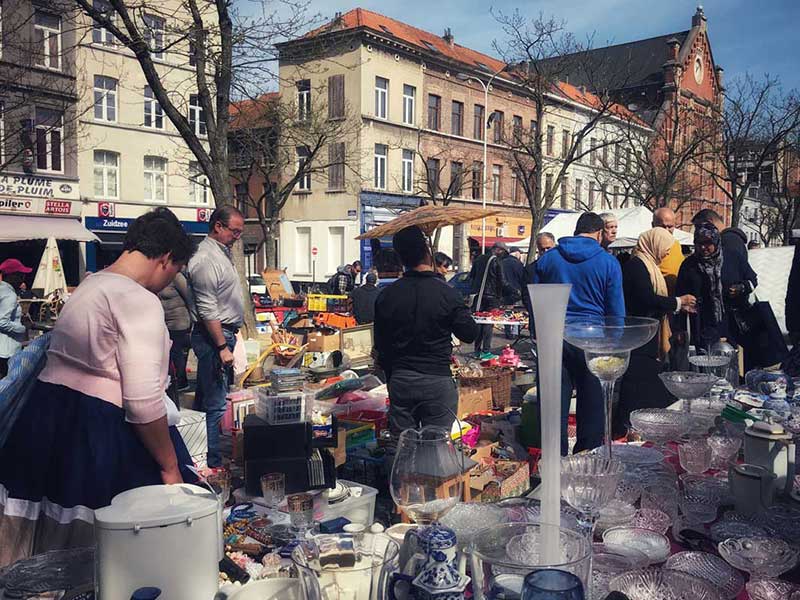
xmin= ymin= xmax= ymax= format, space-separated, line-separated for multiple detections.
xmin=511 ymin=169 xmax=519 ymax=204
xmin=561 ymin=129 xmax=570 ymax=159
xmin=546 ymin=126 xmax=555 ymax=155
xmin=574 ymin=178 xmax=583 ymax=207
xmin=93 ymin=76 xmax=117 ymax=122
xmin=427 ymin=94 xmax=441 ymax=130
xmin=450 ymin=161 xmax=463 ymax=196
xmin=34 ymin=12 xmax=61 ymax=71
xmin=625 ymin=147 xmax=632 ymax=173
xmin=328 ymin=227 xmax=345 ymax=276
xmin=234 ymin=183 xmax=248 ymax=212
xmin=402 ymin=85 xmax=415 ymax=125
xmin=588 ymin=183 xmax=596 ymax=210
xmin=451 ymin=101 xmax=463 ymax=136
xmin=143 ymin=14 xmax=165 ymax=60
xmin=471 ymin=162 xmax=483 ymax=199
xmin=560 ymin=179 xmax=568 ymax=209
xmin=513 ymin=115 xmax=523 ymax=140
xmin=492 ymin=165 xmax=502 ymax=201
xmin=544 ymin=173 xmax=553 ymax=198
xmin=93 ymin=150 xmax=118 ymax=199
xmin=144 ymin=86 xmax=164 ymax=129
xmin=590 ymin=138 xmax=598 ymax=165
xmin=92 ymin=0 xmax=115 ymax=45
xmin=474 ymin=104 xmax=485 ymax=140
xmin=530 ymin=120 xmax=538 ymax=138
xmin=296 ymin=146 xmax=311 ymax=191
xmin=493 ymin=111 xmax=504 ymax=143
xmin=575 ymin=137 xmax=583 ymax=163
xmin=35 ymin=107 xmax=62 ymax=172
xmin=426 ymin=158 xmax=440 ymax=194
xmin=189 ymin=94 xmax=207 ymax=135
xmin=143 ymin=156 xmax=167 ymax=202
xmin=602 ymin=144 xmax=609 ymax=168
xmin=614 ymin=145 xmax=622 ymax=170
xmin=189 ymin=39 xmax=197 ymax=67
xmin=190 ymin=161 xmax=209 ymax=204
xmin=373 ymin=144 xmax=387 ymax=190
xmin=600 ymin=184 xmax=608 ymax=208
xmin=297 ymin=79 xmax=311 ymax=122
xmin=613 ymin=185 xmax=620 ymax=209
xmin=374 ymin=77 xmax=388 ymax=119
xmin=328 ymin=142 xmax=345 ymax=190
xmin=402 ymin=149 xmax=414 ymax=193
xmin=296 ymin=227 xmax=311 ymax=274
xmin=328 ymin=75 xmax=345 ymax=120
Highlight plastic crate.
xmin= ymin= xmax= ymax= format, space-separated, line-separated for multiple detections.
xmin=255 ymin=389 xmax=313 ymax=425
xmin=307 ymin=294 xmax=348 ymax=312
xmin=322 ymin=480 xmax=378 ymax=526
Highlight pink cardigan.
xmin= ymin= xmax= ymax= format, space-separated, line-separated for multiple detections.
xmin=39 ymin=272 xmax=169 ymax=424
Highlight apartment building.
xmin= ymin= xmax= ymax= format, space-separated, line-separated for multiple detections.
xmin=73 ymin=3 xmax=213 ymax=273
xmin=275 ymin=9 xmax=647 ymax=282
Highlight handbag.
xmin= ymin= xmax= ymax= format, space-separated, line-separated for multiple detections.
xmin=735 ymin=293 xmax=789 ymax=370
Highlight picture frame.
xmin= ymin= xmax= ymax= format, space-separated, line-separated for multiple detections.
xmin=340 ymin=323 xmax=374 ymax=368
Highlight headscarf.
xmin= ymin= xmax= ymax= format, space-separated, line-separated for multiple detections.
xmin=693 ymin=222 xmax=724 ymax=324
xmin=633 ymin=228 xmax=674 ymax=360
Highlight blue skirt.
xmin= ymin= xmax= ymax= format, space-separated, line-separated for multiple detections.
xmin=0 ymin=381 xmax=198 ymax=566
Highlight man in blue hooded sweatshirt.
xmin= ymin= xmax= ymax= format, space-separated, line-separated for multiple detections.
xmin=531 ymin=212 xmax=625 ymax=453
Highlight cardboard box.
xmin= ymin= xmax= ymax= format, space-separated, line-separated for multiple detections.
xmin=469 ymin=459 xmax=530 ymax=503
xmin=333 ymin=428 xmax=348 ymax=467
xmin=457 ymin=387 xmax=493 ymax=419
xmin=307 ymin=331 xmax=341 ymax=353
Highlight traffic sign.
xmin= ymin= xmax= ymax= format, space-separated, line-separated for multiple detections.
xmin=311 ymin=246 xmax=318 ymax=256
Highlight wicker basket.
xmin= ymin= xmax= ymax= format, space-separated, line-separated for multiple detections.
xmin=459 ymin=367 xmax=513 ymax=409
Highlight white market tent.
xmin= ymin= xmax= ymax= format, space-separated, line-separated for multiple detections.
xmin=510 ymin=206 xmax=694 ymax=249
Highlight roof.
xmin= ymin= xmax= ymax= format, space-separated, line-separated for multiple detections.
xmin=230 ymin=92 xmax=279 ymax=130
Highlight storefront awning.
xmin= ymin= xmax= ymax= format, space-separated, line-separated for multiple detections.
xmin=0 ymin=215 xmax=99 ymax=242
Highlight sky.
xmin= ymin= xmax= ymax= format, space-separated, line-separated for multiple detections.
xmin=247 ymin=0 xmax=800 ymax=92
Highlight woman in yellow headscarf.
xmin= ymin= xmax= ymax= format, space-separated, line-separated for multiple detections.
xmin=613 ymin=228 xmax=697 ymax=437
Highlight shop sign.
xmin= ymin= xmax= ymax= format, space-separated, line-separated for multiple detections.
xmin=197 ymin=208 xmax=211 ymax=222
xmin=0 ymin=196 xmax=80 ymax=217
xmin=98 ymin=202 xmax=115 ymax=218
xmin=44 ymin=200 xmax=72 ymax=215
xmin=0 ymin=174 xmax=80 ymax=201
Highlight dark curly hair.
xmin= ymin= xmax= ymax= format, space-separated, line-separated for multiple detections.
xmin=123 ymin=208 xmax=195 ymax=264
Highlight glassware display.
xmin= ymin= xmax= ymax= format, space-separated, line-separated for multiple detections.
xmin=665 ymin=551 xmax=745 ymax=600
xmin=260 ymin=472 xmax=285 ymax=508
xmin=521 ymin=569 xmax=585 ymax=600
xmin=595 ymin=500 xmax=637 ymax=536
xmin=746 ymin=579 xmax=800 ymax=600
xmin=602 ymin=527 xmax=671 ymax=564
xmin=563 ymin=316 xmax=659 ymax=457
xmin=679 ymin=491 xmax=718 ymax=524
xmin=631 ymin=508 xmax=672 ymax=535
xmin=640 ymin=484 xmax=679 ymax=519
xmin=659 ymin=371 xmax=718 ymax=413
xmin=677 ymin=439 xmax=712 ymax=475
xmin=681 ymin=474 xmax=732 ymax=506
xmin=608 ymin=567 xmax=725 ymax=600
xmin=439 ymin=502 xmax=508 ymax=549
xmin=709 ymin=519 xmax=769 ymax=543
xmin=287 ymin=493 xmax=314 ymax=530
xmin=389 ymin=426 xmax=463 ymax=525
xmin=629 ymin=409 xmax=695 ymax=453
xmin=590 ymin=543 xmax=649 ymax=600
xmin=595 ymin=444 xmax=664 ymax=465
xmin=555 ymin=455 xmax=625 ymax=539
xmin=494 ymin=497 xmax=581 ymax=532
xmin=615 ymin=479 xmax=642 ymax=505
xmin=469 ymin=522 xmax=592 ymax=598
xmin=760 ymin=503 xmax=800 ymax=545
xmin=718 ymin=536 xmax=799 ymax=581
xmin=706 ymin=435 xmax=742 ymax=469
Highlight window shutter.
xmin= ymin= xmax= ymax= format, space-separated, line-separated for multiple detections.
xmin=328 ymin=74 xmax=345 ymax=119
xmin=328 ymin=142 xmax=345 ymax=189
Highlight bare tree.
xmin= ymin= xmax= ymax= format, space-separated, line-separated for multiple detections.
xmin=707 ymin=74 xmax=800 ymax=228
xmin=492 ymin=11 xmax=635 ymax=262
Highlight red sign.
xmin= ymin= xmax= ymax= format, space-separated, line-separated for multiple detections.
xmin=98 ymin=202 xmax=114 ymax=218
xmin=197 ymin=208 xmax=211 ymax=222
xmin=311 ymin=247 xmax=318 ymax=257
xmin=44 ymin=200 xmax=72 ymax=214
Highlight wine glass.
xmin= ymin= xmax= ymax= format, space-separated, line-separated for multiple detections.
xmin=389 ymin=426 xmax=463 ymax=525
xmin=564 ymin=316 xmax=659 ymax=458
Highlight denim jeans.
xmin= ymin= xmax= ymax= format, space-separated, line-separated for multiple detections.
xmin=387 ymin=369 xmax=458 ymax=436
xmin=191 ymin=327 xmax=236 ymax=467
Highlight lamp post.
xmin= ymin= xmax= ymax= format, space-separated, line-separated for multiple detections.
xmin=457 ymin=66 xmax=506 ymax=253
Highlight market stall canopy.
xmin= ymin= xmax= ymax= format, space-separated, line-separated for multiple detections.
xmin=510 ymin=206 xmax=693 ymax=249
xmin=355 ymin=206 xmax=507 ymax=239
xmin=0 ymin=215 xmax=99 ymax=243
xmin=32 ymin=237 xmax=67 ymax=297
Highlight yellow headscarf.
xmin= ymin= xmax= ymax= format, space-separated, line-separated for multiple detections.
xmin=633 ymin=228 xmax=675 ymax=360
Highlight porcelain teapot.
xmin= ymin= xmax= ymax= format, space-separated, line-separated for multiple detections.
xmin=744 ymin=420 xmax=796 ymax=496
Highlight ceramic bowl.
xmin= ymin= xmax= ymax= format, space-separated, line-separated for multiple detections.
xmin=665 ymin=551 xmax=744 ymax=600
xmin=602 ymin=527 xmax=671 ymax=564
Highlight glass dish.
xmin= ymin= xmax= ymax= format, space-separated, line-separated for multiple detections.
xmin=709 ymin=520 xmax=768 ymax=543
xmin=629 ymin=409 xmax=695 ymax=450
xmin=679 ymin=491 xmax=718 ymax=524
xmin=760 ymin=503 xmax=800 ymax=545
xmin=591 ymin=543 xmax=650 ymax=600
xmin=706 ymin=435 xmax=741 ymax=468
xmin=659 ymin=371 xmax=718 ymax=402
xmin=680 ymin=474 xmax=732 ymax=506
xmin=718 ymin=536 xmax=799 ymax=580
xmin=609 ymin=567 xmax=725 ymax=600
xmin=641 ymin=484 xmax=679 ymax=519
xmin=615 ymin=479 xmax=642 ymax=505
xmin=746 ymin=579 xmax=800 ymax=600
xmin=602 ymin=527 xmax=671 ymax=564
xmin=631 ymin=508 xmax=672 ymax=535
xmin=596 ymin=500 xmax=637 ymax=536
xmin=664 ymin=551 xmax=745 ymax=600
xmin=440 ymin=502 xmax=507 ymax=549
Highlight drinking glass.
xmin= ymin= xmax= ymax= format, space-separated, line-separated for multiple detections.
xmin=260 ymin=472 xmax=285 ymax=508
xmin=206 ymin=468 xmax=231 ymax=506
xmin=556 ymin=455 xmax=624 ymax=540
xmin=287 ymin=493 xmax=314 ymax=530
xmin=678 ymin=439 xmax=712 ymax=474
xmin=522 ymin=569 xmax=585 ymax=600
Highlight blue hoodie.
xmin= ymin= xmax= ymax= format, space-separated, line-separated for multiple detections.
xmin=532 ymin=236 xmax=625 ymax=320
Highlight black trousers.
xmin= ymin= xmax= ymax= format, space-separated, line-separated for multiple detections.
xmin=474 ymin=324 xmax=494 ymax=355
xmin=168 ymin=328 xmax=192 ymax=388
xmin=614 ymin=353 xmax=673 ymax=439
xmin=0 ymin=357 xmax=8 ymax=379
xmin=388 ymin=369 xmax=458 ymax=436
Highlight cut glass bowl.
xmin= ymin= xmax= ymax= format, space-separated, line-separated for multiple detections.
xmin=665 ymin=551 xmax=744 ymax=599
xmin=609 ymin=567 xmax=725 ymax=600
xmin=677 ymin=439 xmax=712 ymax=474
xmin=631 ymin=508 xmax=672 ymax=535
xmin=594 ymin=443 xmax=665 ymax=465
xmin=559 ymin=455 xmax=625 ymax=516
xmin=630 ymin=409 xmax=695 ymax=445
xmin=709 ymin=520 xmax=768 ymax=543
xmin=602 ymin=527 xmax=671 ymax=564
xmin=679 ymin=491 xmax=718 ymax=524
xmin=591 ymin=543 xmax=650 ymax=600
xmin=615 ymin=479 xmax=643 ymax=505
xmin=746 ymin=579 xmax=800 ymax=600
xmin=659 ymin=371 xmax=718 ymax=400
xmin=718 ymin=536 xmax=799 ymax=579
xmin=596 ymin=500 xmax=637 ymax=536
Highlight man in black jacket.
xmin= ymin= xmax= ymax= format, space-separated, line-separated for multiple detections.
xmin=350 ymin=272 xmax=380 ymax=324
xmin=374 ymin=226 xmax=479 ymax=434
xmin=469 ymin=242 xmax=515 ymax=355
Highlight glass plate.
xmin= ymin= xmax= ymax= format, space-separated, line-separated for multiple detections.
xmin=602 ymin=527 xmax=671 ymax=564
xmin=665 ymin=551 xmax=744 ymax=600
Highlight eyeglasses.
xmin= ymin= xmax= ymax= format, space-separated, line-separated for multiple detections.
xmin=220 ymin=223 xmax=243 ymax=238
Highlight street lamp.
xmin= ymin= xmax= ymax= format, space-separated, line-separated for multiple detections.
xmin=457 ymin=65 xmax=507 ymax=253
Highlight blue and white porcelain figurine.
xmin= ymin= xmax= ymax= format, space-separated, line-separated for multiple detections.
xmin=410 ymin=525 xmax=469 ymax=600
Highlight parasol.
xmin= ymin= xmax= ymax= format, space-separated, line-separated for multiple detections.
xmin=32 ymin=237 xmax=68 ymax=297
xmin=355 ymin=206 xmax=507 ymax=239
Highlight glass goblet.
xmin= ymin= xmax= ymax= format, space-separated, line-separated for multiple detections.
xmin=558 ymin=454 xmax=624 ymax=540
xmin=678 ymin=439 xmax=712 ymax=475
xmin=707 ymin=435 xmax=742 ymax=470
xmin=260 ymin=472 xmax=285 ymax=508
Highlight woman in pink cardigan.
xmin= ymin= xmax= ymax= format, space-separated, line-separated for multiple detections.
xmin=0 ymin=208 xmax=198 ymax=566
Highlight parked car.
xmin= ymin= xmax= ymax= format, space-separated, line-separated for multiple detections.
xmin=448 ymin=271 xmax=472 ymax=301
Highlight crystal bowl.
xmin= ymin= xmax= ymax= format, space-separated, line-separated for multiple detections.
xmin=709 ymin=520 xmax=769 ymax=543
xmin=616 ymin=479 xmax=643 ymax=505
xmin=689 ymin=354 xmax=732 ymax=369
xmin=591 ymin=543 xmax=650 ymax=600
xmin=659 ymin=371 xmax=718 ymax=400
xmin=602 ymin=527 xmax=671 ymax=564
xmin=641 ymin=484 xmax=680 ymax=519
xmin=718 ymin=536 xmax=799 ymax=579
xmin=594 ymin=443 xmax=665 ymax=465
xmin=746 ymin=579 xmax=800 ymax=600
xmin=630 ymin=409 xmax=695 ymax=444
xmin=564 ymin=316 xmax=660 ymax=355
xmin=558 ymin=455 xmax=625 ymax=515
xmin=596 ymin=500 xmax=637 ymax=536
xmin=680 ymin=474 xmax=732 ymax=506
xmin=679 ymin=491 xmax=718 ymax=524
xmin=609 ymin=567 xmax=725 ymax=600
xmin=665 ymin=551 xmax=744 ymax=599
xmin=440 ymin=502 xmax=507 ymax=549
xmin=760 ymin=503 xmax=800 ymax=545
xmin=678 ymin=439 xmax=712 ymax=474
xmin=632 ymin=508 xmax=672 ymax=535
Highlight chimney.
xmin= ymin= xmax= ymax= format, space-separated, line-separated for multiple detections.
xmin=442 ymin=27 xmax=454 ymax=47
xmin=715 ymin=65 xmax=725 ymax=91
xmin=692 ymin=5 xmax=707 ymax=29
xmin=666 ymin=37 xmax=680 ymax=61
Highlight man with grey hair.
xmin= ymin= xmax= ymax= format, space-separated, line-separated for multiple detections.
xmin=599 ymin=212 xmax=618 ymax=249
xmin=535 ymin=232 xmax=556 ymax=258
